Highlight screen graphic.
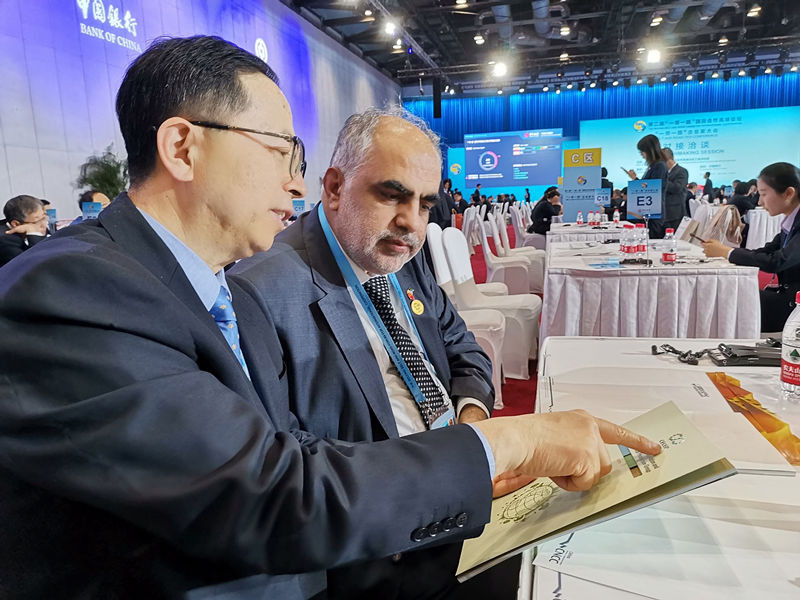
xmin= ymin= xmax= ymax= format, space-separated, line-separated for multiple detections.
xmin=464 ymin=129 xmax=563 ymax=186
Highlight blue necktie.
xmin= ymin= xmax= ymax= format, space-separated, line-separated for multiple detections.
xmin=209 ymin=286 xmax=250 ymax=379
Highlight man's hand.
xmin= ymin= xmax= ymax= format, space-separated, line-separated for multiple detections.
xmin=703 ymin=239 xmax=729 ymax=258
xmin=492 ymin=470 xmax=535 ymax=498
xmin=457 ymin=404 xmax=488 ymax=425
xmin=473 ymin=410 xmax=662 ymax=492
xmin=5 ymin=222 xmax=45 ymax=236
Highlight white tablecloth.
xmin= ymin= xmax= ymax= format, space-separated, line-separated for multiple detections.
xmin=545 ymin=222 xmax=628 ymax=245
xmin=519 ymin=336 xmax=800 ymax=600
xmin=540 ymin=241 xmax=761 ymax=342
xmin=746 ymin=208 xmax=781 ymax=250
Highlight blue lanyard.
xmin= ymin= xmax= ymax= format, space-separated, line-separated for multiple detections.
xmin=317 ymin=204 xmax=434 ymax=408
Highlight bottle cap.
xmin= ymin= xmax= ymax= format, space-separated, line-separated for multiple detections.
xmin=666 ymin=228 xmax=674 ymax=234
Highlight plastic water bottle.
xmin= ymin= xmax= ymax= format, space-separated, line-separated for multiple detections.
xmin=576 ymin=211 xmax=584 ymax=225
xmin=621 ymin=223 xmax=634 ymax=258
xmin=613 ymin=209 xmax=620 ymax=225
xmin=661 ymin=228 xmax=676 ymax=265
xmin=781 ymin=293 xmax=800 ymax=405
xmin=635 ymin=223 xmax=647 ymax=259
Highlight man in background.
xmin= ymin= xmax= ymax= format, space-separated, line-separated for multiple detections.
xmin=0 ymin=194 xmax=48 ymax=267
xmin=662 ymin=147 xmax=689 ymax=233
xmin=703 ymin=171 xmax=714 ymax=201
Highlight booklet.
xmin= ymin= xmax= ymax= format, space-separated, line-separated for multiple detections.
xmin=456 ymin=402 xmax=736 ymax=580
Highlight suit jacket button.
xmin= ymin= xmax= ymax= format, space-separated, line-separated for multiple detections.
xmin=455 ymin=512 xmax=468 ymax=528
xmin=427 ymin=521 xmax=442 ymax=537
xmin=442 ymin=517 xmax=456 ymax=532
xmin=391 ymin=553 xmax=403 ymax=563
xmin=411 ymin=527 xmax=428 ymax=542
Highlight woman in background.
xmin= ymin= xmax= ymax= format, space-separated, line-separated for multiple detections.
xmin=625 ymin=134 xmax=668 ymax=235
xmin=704 ymin=162 xmax=800 ymax=332
xmin=528 ymin=188 xmax=562 ymax=234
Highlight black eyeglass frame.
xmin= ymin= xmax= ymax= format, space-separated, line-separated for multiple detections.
xmin=189 ymin=120 xmax=306 ymax=178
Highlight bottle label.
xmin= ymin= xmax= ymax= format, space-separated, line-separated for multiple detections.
xmin=636 ymin=244 xmax=646 ymax=253
xmin=781 ymin=345 xmax=800 ymax=384
xmin=662 ymin=252 xmax=676 ymax=263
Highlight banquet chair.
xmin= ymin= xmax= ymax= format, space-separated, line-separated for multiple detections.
xmin=688 ymin=197 xmax=701 ymax=218
xmin=458 ymin=310 xmax=507 ymax=410
xmin=509 ymin=205 xmax=545 ymax=250
xmin=425 ymin=223 xmax=508 ymax=301
xmin=478 ymin=218 xmax=532 ymax=295
xmin=490 ymin=212 xmax=545 ymax=293
xmin=442 ymin=227 xmax=541 ymax=380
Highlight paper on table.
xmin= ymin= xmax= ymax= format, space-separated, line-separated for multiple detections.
xmin=533 ymin=565 xmax=653 ymax=600
xmin=533 ymin=473 xmax=800 ymax=600
xmin=457 ymin=402 xmax=735 ymax=579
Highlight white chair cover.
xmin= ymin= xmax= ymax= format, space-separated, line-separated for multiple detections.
xmin=443 ymin=227 xmax=541 ymax=379
xmin=509 ymin=206 xmax=545 ymax=250
xmin=492 ymin=212 xmax=545 ymax=293
xmin=481 ymin=219 xmax=532 ymax=295
xmin=459 ymin=309 xmax=506 ymax=410
xmin=688 ymin=197 xmax=701 ymax=218
xmin=425 ymin=223 xmax=508 ymax=301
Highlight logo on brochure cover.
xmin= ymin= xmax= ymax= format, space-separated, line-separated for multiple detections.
xmin=669 ymin=433 xmax=686 ymax=446
xmin=633 ymin=120 xmax=647 ymax=132
xmin=497 ymin=480 xmax=557 ymax=524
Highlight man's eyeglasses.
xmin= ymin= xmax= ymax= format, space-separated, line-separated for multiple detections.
xmin=189 ymin=120 xmax=306 ymax=179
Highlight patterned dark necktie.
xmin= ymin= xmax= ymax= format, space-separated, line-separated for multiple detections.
xmin=362 ymin=275 xmax=448 ymax=428
xmin=209 ymin=286 xmax=251 ymax=379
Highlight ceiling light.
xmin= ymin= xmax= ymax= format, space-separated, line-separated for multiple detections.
xmin=612 ymin=79 xmax=619 ymax=86
xmin=560 ymin=25 xmax=570 ymax=37
xmin=636 ymin=77 xmax=643 ymax=84
xmin=556 ymin=70 xmax=564 ymax=78
xmin=718 ymin=35 xmax=728 ymax=46
xmin=364 ymin=9 xmax=372 ymax=16
xmin=473 ymin=33 xmax=485 ymax=45
xmin=519 ymin=87 xmax=525 ymax=93
xmin=637 ymin=47 xmax=645 ymax=53
xmin=384 ymin=21 xmax=396 ymax=35
xmin=765 ymin=66 xmax=773 ymax=74
xmin=555 ymin=86 xmax=561 ymax=94
xmin=672 ymin=74 xmax=679 ymax=86
xmin=660 ymin=75 xmax=667 ymax=82
xmin=738 ymin=68 xmax=746 ymax=76
xmin=697 ymin=72 xmax=705 ymax=84
xmin=685 ymin=74 xmax=693 ymax=80
xmin=497 ymin=88 xmax=503 ymax=94
xmin=646 ymin=49 xmax=661 ymax=64
xmin=455 ymin=0 xmax=467 ymax=4
xmin=711 ymin=71 xmax=719 ymax=78
xmin=791 ymin=64 xmax=799 ymax=72
xmin=566 ymin=82 xmax=573 ymax=89
xmin=492 ymin=61 xmax=507 ymax=77
xmin=580 ymin=84 xmax=586 ymax=92
xmin=650 ymin=16 xmax=662 ymax=27
xmin=542 ymin=85 xmax=549 ymax=92
xmin=449 ymin=88 xmax=455 ymax=94
xmin=392 ymin=38 xmax=402 ymax=49
xmin=584 ymin=67 xmax=592 ymax=77
xmin=589 ymin=81 xmax=596 ymax=88
xmin=747 ymin=3 xmax=761 ymax=17
xmin=560 ymin=52 xmax=569 ymax=61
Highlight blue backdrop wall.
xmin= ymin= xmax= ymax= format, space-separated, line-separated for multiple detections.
xmin=404 ymin=74 xmax=800 ymax=148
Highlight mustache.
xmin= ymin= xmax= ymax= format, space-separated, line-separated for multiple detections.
xmin=376 ymin=230 xmax=421 ymax=249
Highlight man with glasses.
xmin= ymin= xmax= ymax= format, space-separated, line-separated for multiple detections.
xmin=0 ymin=35 xmax=660 ymax=600
xmin=0 ymin=194 xmax=49 ymax=267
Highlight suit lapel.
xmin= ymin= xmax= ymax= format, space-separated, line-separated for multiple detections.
xmin=98 ymin=195 xmax=261 ymax=405
xmin=302 ymin=210 xmax=399 ymax=438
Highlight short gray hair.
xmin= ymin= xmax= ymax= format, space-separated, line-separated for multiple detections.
xmin=329 ymin=105 xmax=441 ymax=176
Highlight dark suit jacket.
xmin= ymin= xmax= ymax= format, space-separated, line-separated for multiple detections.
xmin=230 ymin=208 xmax=494 ymax=597
xmin=729 ymin=215 xmax=800 ymax=286
xmin=664 ymin=164 xmax=689 ymax=223
xmin=0 ymin=221 xmax=45 ymax=267
xmin=0 ymin=197 xmax=492 ymax=599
